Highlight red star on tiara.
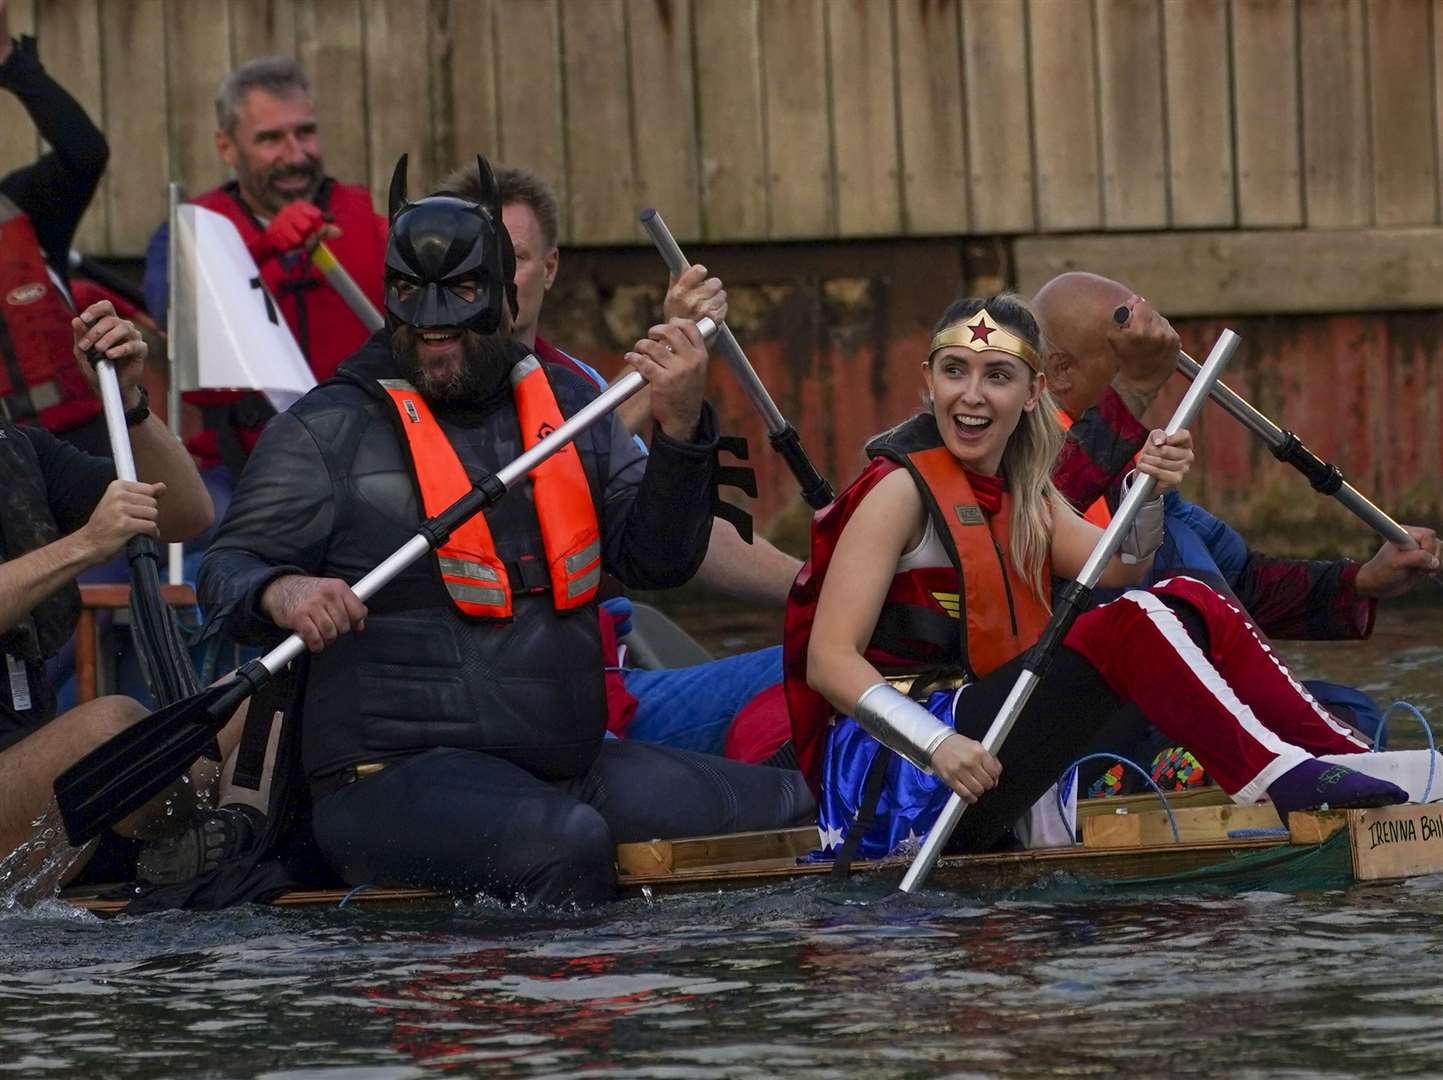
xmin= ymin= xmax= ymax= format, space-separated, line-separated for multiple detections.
xmin=967 ymin=317 xmax=996 ymax=345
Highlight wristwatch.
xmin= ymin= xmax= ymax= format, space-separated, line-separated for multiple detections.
xmin=123 ymin=385 xmax=151 ymax=427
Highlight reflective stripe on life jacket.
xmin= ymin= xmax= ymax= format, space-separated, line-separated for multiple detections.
xmin=378 ymin=358 xmax=601 ymax=620
xmin=0 ymin=197 xmax=97 ymax=433
xmin=784 ymin=411 xmax=1052 ymax=793
xmin=1055 ymin=408 xmax=1113 ymax=528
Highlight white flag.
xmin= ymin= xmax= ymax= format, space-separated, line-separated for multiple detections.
xmin=169 ymin=204 xmax=316 ymax=411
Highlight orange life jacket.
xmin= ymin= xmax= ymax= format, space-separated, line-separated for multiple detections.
xmin=1056 ymin=407 xmax=1114 ymax=528
xmin=0 ymin=197 xmax=98 ymax=433
xmin=784 ymin=412 xmax=1053 ymax=792
xmin=380 ymin=357 xmax=602 ymax=620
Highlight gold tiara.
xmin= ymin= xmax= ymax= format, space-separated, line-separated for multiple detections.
xmin=927 ymin=309 xmax=1041 ymax=372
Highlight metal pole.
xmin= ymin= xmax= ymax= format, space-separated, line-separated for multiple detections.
xmin=898 ymin=329 xmax=1242 ymax=894
xmin=312 ymin=241 xmax=384 ymax=332
xmin=256 ymin=317 xmax=716 ymax=677
xmin=165 ymin=182 xmax=184 ymax=585
xmin=1175 ymin=351 xmax=1416 ymax=549
xmin=639 ymin=208 xmax=835 ymax=509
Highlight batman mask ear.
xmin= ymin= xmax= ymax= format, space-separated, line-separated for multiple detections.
xmin=388 ymin=153 xmax=410 ymax=220
xmin=474 ymin=154 xmax=501 ymax=218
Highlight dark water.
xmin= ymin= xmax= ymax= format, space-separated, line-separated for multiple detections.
xmin=1 ymin=606 xmax=1439 ymax=1078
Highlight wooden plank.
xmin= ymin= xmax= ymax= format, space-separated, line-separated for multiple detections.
xmin=1083 ymin=804 xmax=1283 ymax=849
xmin=1230 ymin=0 xmax=1302 ymax=226
xmin=229 ymin=0 xmax=298 ymax=62
xmin=362 ymin=0 xmax=436 ymax=194
xmin=444 ymin=0 xmax=499 ymax=173
xmin=165 ymin=0 xmax=233 ymax=199
xmin=961 ymin=0 xmax=1032 ymax=233
xmin=624 ymin=0 xmax=700 ymax=240
xmin=1288 ymin=810 xmax=1349 ymax=845
xmin=494 ymin=0 xmax=567 ymax=236
xmin=560 ymin=0 xmax=635 ymax=244
xmin=1369 ymin=0 xmax=1437 ymax=226
xmin=1348 ymin=803 xmax=1443 ymax=881
xmin=760 ymin=0 xmax=831 ymax=237
xmin=102 ymin=0 xmax=169 ymax=254
xmin=893 ymin=0 xmax=967 ymax=234
xmin=1076 ymin=785 xmax=1233 ymax=820
xmin=1298 ymin=0 xmax=1371 ymax=227
xmin=824 ymin=0 xmax=899 ymax=236
xmin=615 ymin=826 xmax=820 ymax=878
xmin=694 ymin=0 xmax=767 ymax=239
xmin=1015 ymin=226 xmax=1443 ymax=316
xmin=35 ymin=0 xmax=106 ymax=254
xmin=1028 ymin=0 xmax=1102 ymax=231
xmin=1162 ymin=0 xmax=1234 ymax=228
xmin=1096 ymin=0 xmax=1168 ymax=228
xmin=0 ymin=0 xmax=37 ymax=178
xmin=296 ymin=0 xmax=370 ymax=197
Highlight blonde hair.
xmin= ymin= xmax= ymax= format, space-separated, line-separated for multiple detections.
xmin=929 ymin=294 xmax=1063 ymax=606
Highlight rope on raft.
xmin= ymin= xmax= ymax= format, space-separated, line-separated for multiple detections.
xmin=1055 ymin=753 xmax=1180 ymax=845
xmin=1373 ymin=700 xmax=1436 ymax=803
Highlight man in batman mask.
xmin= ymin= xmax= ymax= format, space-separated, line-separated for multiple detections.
xmin=198 ymin=156 xmax=815 ymax=906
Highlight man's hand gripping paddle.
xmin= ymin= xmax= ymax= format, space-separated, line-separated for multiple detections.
xmin=54 ymin=318 xmax=719 ymax=846
xmin=89 ymin=348 xmax=202 ymax=709
xmin=897 ymin=329 xmax=1242 ymax=894
xmin=639 ymin=209 xmax=835 ymax=510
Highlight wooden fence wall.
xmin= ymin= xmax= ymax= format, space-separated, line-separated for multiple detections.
xmin=7 ymin=0 xmax=1443 ymax=258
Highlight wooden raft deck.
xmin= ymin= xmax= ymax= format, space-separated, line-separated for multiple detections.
xmin=64 ymin=801 xmax=1443 ymax=915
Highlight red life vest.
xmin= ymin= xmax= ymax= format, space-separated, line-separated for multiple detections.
xmin=185 ymin=180 xmax=387 ymax=467
xmin=379 ymin=357 xmax=602 ymax=620
xmin=784 ymin=412 xmax=1052 ymax=793
xmin=0 ymin=197 xmax=98 ymax=433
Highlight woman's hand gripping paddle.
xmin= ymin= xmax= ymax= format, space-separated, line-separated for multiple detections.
xmin=639 ymin=208 xmax=835 ymax=510
xmin=897 ymin=329 xmax=1242 ymax=894
xmin=54 ymin=318 xmax=720 ymax=846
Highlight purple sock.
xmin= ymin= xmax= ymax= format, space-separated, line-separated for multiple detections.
xmin=1266 ymin=759 xmax=1407 ymax=820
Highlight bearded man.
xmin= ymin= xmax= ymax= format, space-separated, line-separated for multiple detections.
xmin=195 ymin=157 xmax=814 ymax=906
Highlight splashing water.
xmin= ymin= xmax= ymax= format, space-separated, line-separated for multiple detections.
xmin=0 ymin=801 xmax=97 ymax=911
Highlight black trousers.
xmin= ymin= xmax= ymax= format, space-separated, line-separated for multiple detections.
xmin=311 ymin=740 xmax=817 ymax=907
xmin=941 ymin=594 xmax=1212 ymax=854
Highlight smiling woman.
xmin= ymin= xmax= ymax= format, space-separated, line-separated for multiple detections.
xmin=783 ymin=293 xmax=1426 ymax=868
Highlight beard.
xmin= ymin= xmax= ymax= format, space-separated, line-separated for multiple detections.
xmin=239 ymin=153 xmax=324 ymax=215
xmin=391 ymin=326 xmax=515 ymax=406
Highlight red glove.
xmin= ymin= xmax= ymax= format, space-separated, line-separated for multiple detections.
xmin=247 ymin=201 xmax=326 ymax=264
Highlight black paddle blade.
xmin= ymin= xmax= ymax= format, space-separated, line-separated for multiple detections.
xmin=54 ymin=678 xmax=250 ymax=846
xmin=125 ymin=537 xmax=201 ymax=707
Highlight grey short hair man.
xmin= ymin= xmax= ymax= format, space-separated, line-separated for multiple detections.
xmin=214 ymin=55 xmax=311 ymax=136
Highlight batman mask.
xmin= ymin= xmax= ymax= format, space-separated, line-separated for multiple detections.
xmin=383 ymin=153 xmax=517 ymax=335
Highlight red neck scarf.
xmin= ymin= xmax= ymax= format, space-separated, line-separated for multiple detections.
xmin=964 ymin=468 xmax=1005 ymax=516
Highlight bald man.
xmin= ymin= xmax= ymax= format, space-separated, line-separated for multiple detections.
xmin=1033 ymin=272 xmax=1440 ymax=789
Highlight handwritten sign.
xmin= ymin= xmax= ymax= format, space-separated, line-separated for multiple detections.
xmin=1350 ymin=804 xmax=1443 ymax=881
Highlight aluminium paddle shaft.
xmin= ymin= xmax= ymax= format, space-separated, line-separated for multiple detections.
xmin=312 ymin=241 xmax=385 ymax=333
xmin=639 ymin=208 xmax=836 ymax=510
xmin=898 ymin=329 xmax=1242 ymax=894
xmin=1174 ymin=352 xmax=1416 ymax=550
xmin=248 ymin=316 xmax=718 ymax=681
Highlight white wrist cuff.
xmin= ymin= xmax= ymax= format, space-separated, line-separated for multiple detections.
xmin=1118 ymin=471 xmax=1165 ymax=565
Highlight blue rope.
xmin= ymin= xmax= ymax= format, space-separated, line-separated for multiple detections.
xmin=336 ymin=883 xmax=373 ymax=909
xmin=1227 ymin=827 xmax=1290 ymax=839
xmin=1057 ymin=752 xmax=1180 ymax=844
xmin=1373 ymin=700 xmax=1436 ymax=802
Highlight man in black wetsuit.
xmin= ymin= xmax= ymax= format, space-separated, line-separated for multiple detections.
xmin=0 ymin=7 xmax=114 ymax=452
xmin=197 ymin=157 xmax=814 ymax=906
